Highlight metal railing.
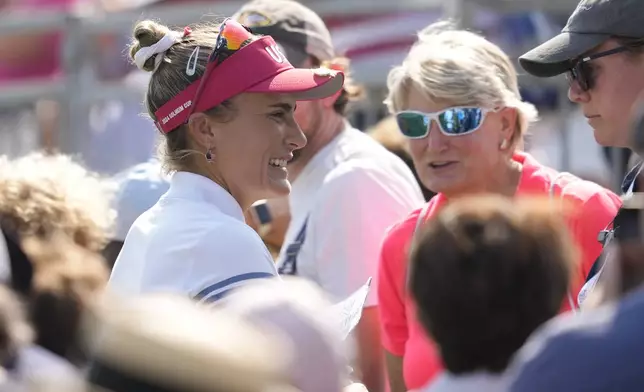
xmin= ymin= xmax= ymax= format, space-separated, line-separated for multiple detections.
xmin=0 ymin=0 xmax=455 ymax=154
xmin=0 ymin=0 xmax=578 ymax=167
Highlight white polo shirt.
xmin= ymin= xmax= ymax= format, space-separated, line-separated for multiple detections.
xmin=109 ymin=172 xmax=278 ymax=302
xmin=277 ymin=124 xmax=424 ymax=305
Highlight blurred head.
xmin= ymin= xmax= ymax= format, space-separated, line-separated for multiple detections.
xmin=386 ymin=22 xmax=538 ymax=197
xmin=0 ymin=152 xmax=114 ymax=253
xmin=234 ymin=0 xmax=363 ymax=180
xmin=0 ymin=153 xmax=111 ymax=364
xmin=221 ymin=277 xmax=350 ymax=392
xmin=85 ymin=293 xmax=294 ymax=392
xmin=409 ymin=196 xmax=574 ymax=374
xmin=519 ymin=0 xmax=644 ymax=148
xmin=129 ymin=18 xmax=344 ymax=209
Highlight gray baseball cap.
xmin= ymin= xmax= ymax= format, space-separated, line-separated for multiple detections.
xmin=520 ymin=0 xmax=644 ymax=77
xmin=233 ymin=0 xmax=335 ymax=66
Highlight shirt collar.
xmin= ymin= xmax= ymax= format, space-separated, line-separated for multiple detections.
xmin=622 ymin=161 xmax=643 ymax=196
xmin=167 ymin=172 xmax=245 ymax=222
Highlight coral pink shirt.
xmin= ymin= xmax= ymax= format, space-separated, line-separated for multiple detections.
xmin=377 ymin=152 xmax=621 ymax=390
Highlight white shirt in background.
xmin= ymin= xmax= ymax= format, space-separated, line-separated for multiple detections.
xmin=109 ymin=172 xmax=277 ymax=301
xmin=277 ymin=124 xmax=424 ymax=305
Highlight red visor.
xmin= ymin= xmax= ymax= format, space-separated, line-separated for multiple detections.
xmin=154 ymin=21 xmax=345 ymax=134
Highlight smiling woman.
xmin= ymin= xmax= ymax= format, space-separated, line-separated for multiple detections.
xmin=108 ymin=17 xmax=344 ymax=302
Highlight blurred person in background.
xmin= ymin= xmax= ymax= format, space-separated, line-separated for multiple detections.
xmin=0 ymin=0 xmax=83 ymax=158
xmin=235 ymin=2 xmax=424 ymax=390
xmin=0 ymin=0 xmax=80 ymax=83
xmin=85 ymin=0 xmax=176 ymax=175
xmin=110 ymin=18 xmax=344 ymax=300
xmin=0 ymin=0 xmax=162 ymax=173
xmin=0 ymin=152 xmax=111 ymax=366
xmin=409 ymin=196 xmax=575 ymax=392
xmin=378 ymin=21 xmax=621 ymax=392
xmin=0 ymin=152 xmax=113 ymax=256
xmin=519 ymin=0 xmax=644 ymax=307
xmin=1 ymin=227 xmax=108 ymax=368
xmin=85 ymin=293 xmax=295 ymax=392
xmin=19 ymin=232 xmax=108 ymax=367
xmin=367 ymin=115 xmax=436 ymax=201
xmin=104 ymin=159 xmax=170 ymax=268
xmin=0 ymin=281 xmax=83 ymax=392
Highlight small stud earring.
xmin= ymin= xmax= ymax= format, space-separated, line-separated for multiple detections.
xmin=500 ymin=139 xmax=509 ymax=150
xmin=205 ymin=149 xmax=213 ymax=162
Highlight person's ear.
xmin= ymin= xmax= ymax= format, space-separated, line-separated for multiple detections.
xmin=497 ymin=107 xmax=518 ymax=150
xmin=187 ymin=112 xmax=217 ymax=150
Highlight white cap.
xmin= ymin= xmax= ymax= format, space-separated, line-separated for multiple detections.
xmin=220 ymin=277 xmax=352 ymax=392
xmin=84 ymin=293 xmax=293 ymax=392
xmin=111 ymin=160 xmax=170 ymax=242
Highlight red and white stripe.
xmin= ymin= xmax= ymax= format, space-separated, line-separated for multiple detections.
xmin=323 ymin=10 xmax=442 ymax=86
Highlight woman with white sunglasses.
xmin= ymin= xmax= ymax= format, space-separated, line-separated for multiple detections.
xmin=377 ymin=21 xmax=621 ymax=392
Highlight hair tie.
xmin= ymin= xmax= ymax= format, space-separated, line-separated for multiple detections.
xmin=183 ymin=26 xmax=192 ymax=37
xmin=134 ymin=30 xmax=184 ymax=72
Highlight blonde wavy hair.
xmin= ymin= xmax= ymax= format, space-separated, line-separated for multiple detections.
xmin=0 ymin=152 xmax=115 ymax=252
xmin=385 ymin=21 xmax=538 ymax=148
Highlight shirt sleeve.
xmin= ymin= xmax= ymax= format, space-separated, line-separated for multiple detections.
xmin=377 ymin=217 xmax=416 ymax=356
xmin=188 ymin=224 xmax=278 ymax=303
xmin=308 ymin=166 xmax=421 ymax=307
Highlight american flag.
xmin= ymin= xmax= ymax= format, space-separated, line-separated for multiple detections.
xmin=321 ymin=8 xmax=562 ymax=87
xmin=324 ymin=10 xmax=443 ymax=86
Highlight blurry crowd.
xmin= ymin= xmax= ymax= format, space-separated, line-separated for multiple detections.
xmin=0 ymin=0 xmax=644 ymax=391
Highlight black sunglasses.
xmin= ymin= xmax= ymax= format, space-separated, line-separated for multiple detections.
xmin=567 ymin=44 xmax=640 ymax=91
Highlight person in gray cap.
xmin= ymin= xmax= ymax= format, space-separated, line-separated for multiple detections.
xmin=507 ymin=2 xmax=644 ymax=389
xmin=234 ymin=2 xmax=424 ymax=391
xmin=520 ymin=0 xmax=644 ymax=307
xmin=520 ymin=0 xmax=644 ymax=149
